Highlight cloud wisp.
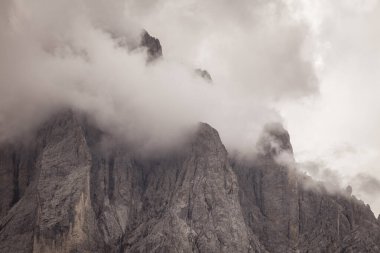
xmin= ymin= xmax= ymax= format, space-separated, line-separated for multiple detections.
xmin=0 ymin=0 xmax=317 ymax=155
xmin=1 ymin=0 xmax=379 ymax=215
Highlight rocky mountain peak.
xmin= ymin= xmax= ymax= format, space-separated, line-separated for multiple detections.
xmin=345 ymin=185 xmax=353 ymax=196
xmin=140 ymin=30 xmax=163 ymax=61
xmin=195 ymin=69 xmax=212 ymax=82
xmin=0 ymin=115 xmax=379 ymax=252
xmin=257 ymin=122 xmax=293 ymax=158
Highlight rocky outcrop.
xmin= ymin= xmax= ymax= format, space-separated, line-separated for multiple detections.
xmin=107 ymin=30 xmax=162 ymax=62
xmin=0 ymin=110 xmax=379 ymax=252
xmin=140 ymin=31 xmax=162 ymax=62
xmin=232 ymin=123 xmax=299 ymax=252
xmin=0 ymin=111 xmax=256 ymax=252
xmin=232 ymin=124 xmax=380 ymax=253
xmin=0 ymin=111 xmax=100 ymax=253
xmin=195 ymin=69 xmax=212 ymax=82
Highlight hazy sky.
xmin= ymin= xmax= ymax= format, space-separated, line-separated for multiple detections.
xmin=279 ymin=0 xmax=380 ymax=215
xmin=0 ymin=0 xmax=379 ymax=214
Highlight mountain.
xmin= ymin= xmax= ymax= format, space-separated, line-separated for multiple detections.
xmin=0 ymin=110 xmax=379 ymax=253
xmin=140 ymin=31 xmax=163 ymax=62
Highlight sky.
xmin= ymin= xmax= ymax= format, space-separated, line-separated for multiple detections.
xmin=0 ymin=0 xmax=379 ymax=214
xmin=279 ymin=0 xmax=380 ymax=215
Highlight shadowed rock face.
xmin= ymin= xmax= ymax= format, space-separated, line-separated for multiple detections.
xmin=0 ymin=111 xmax=256 ymax=253
xmin=107 ymin=30 xmax=162 ymax=62
xmin=195 ymin=69 xmax=212 ymax=82
xmin=232 ymin=125 xmax=380 ymax=253
xmin=0 ymin=111 xmax=380 ymax=253
xmin=140 ymin=31 xmax=163 ymax=62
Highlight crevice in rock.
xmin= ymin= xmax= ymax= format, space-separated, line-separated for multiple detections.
xmin=108 ymin=156 xmax=115 ymax=200
xmin=10 ymin=152 xmax=20 ymax=207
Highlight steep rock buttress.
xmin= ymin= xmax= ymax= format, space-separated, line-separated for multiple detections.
xmin=1 ymin=111 xmax=380 ymax=253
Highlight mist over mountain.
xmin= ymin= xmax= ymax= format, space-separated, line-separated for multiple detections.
xmin=0 ymin=0 xmax=316 ymax=154
xmin=1 ymin=0 xmax=380 ymax=252
xmin=1 ymin=110 xmax=379 ymax=253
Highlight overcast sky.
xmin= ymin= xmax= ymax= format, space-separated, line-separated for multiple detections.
xmin=0 ymin=0 xmax=379 ymax=214
xmin=280 ymin=0 xmax=380 ymax=215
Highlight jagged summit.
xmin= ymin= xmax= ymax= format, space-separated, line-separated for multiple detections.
xmin=195 ymin=69 xmax=212 ymax=82
xmin=139 ymin=30 xmax=213 ymax=83
xmin=0 ymin=110 xmax=379 ymax=253
xmin=258 ymin=122 xmax=293 ymax=156
xmin=107 ymin=29 xmax=162 ymax=62
xmin=140 ymin=30 xmax=163 ymax=61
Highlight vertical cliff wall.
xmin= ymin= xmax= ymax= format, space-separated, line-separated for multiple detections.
xmin=0 ymin=111 xmax=379 ymax=253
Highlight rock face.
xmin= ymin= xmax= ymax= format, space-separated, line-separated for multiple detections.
xmin=140 ymin=31 xmax=162 ymax=61
xmin=195 ymin=69 xmax=212 ymax=82
xmin=233 ymin=124 xmax=380 ymax=252
xmin=108 ymin=30 xmax=162 ymax=62
xmin=0 ymin=110 xmax=380 ymax=253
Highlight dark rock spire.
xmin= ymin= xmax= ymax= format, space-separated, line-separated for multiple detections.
xmin=140 ymin=30 xmax=163 ymax=62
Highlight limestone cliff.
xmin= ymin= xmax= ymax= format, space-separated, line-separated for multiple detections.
xmin=0 ymin=110 xmax=379 ymax=253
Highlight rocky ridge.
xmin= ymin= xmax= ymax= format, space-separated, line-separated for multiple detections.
xmin=0 ymin=110 xmax=379 ymax=253
xmin=1 ymin=31 xmax=379 ymax=253
xmin=140 ymin=31 xmax=163 ymax=62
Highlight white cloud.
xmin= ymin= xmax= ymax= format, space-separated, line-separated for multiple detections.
xmin=1 ymin=0 xmax=378 ymax=214
xmin=0 ymin=0 xmax=316 ymax=155
xmin=280 ymin=0 xmax=380 ymax=215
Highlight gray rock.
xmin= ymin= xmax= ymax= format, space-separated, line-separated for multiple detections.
xmin=195 ymin=69 xmax=212 ymax=82
xmin=1 ymin=111 xmax=380 ymax=253
xmin=0 ymin=112 xmax=254 ymax=252
xmin=106 ymin=29 xmax=162 ymax=62
xmin=232 ymin=123 xmax=380 ymax=253
xmin=140 ymin=30 xmax=162 ymax=62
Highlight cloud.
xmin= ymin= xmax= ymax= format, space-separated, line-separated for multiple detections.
xmin=298 ymin=157 xmax=380 ymax=215
xmin=277 ymin=0 xmax=380 ymax=215
xmin=0 ymin=0 xmax=378 ymax=215
xmin=126 ymin=0 xmax=318 ymax=100
xmin=351 ymin=173 xmax=380 ymax=197
xmin=348 ymin=173 xmax=380 ymax=215
xmin=298 ymin=160 xmax=344 ymax=194
xmin=0 ymin=0 xmax=317 ymax=155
